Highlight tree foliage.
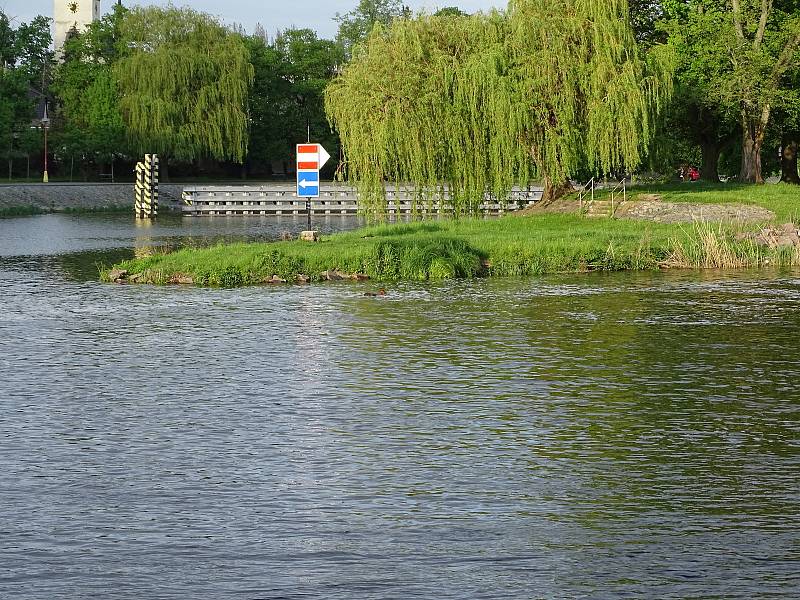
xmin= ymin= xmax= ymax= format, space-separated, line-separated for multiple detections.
xmin=52 ymin=5 xmax=128 ymax=164
xmin=724 ymin=0 xmax=800 ymax=182
xmin=656 ymin=4 xmax=740 ymax=180
xmin=246 ymin=28 xmax=343 ymax=173
xmin=434 ymin=7 xmax=469 ymax=17
xmin=326 ymin=0 xmax=674 ymax=215
xmin=661 ymin=0 xmax=800 ymax=183
xmin=115 ymin=6 xmax=254 ymax=163
xmin=0 ymin=12 xmax=52 ymax=169
xmin=335 ymin=0 xmax=409 ymax=58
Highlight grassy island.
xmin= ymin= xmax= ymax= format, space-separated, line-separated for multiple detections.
xmin=102 ymin=183 xmax=800 ymax=287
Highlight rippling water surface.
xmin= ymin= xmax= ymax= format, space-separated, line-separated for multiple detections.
xmin=1 ymin=214 xmax=799 ymax=599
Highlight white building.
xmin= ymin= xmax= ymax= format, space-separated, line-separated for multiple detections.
xmin=54 ymin=0 xmax=101 ymax=52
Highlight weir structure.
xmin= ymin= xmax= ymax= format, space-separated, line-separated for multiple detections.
xmin=180 ymin=185 xmax=543 ymax=216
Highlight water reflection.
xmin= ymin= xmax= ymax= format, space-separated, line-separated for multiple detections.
xmin=0 ymin=215 xmax=799 ymax=599
xmin=0 ymin=212 xmax=363 ymax=259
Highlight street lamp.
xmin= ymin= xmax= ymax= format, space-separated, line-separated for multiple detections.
xmin=41 ymin=103 xmax=50 ymax=183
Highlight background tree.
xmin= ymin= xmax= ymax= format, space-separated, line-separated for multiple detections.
xmin=335 ymin=0 xmax=408 ymax=58
xmin=115 ymin=6 xmax=254 ymax=171
xmin=245 ymin=28 xmax=343 ymax=177
xmin=660 ymin=5 xmax=739 ymax=181
xmin=326 ymin=0 xmax=674 ymax=214
xmin=52 ymin=4 xmax=128 ymax=178
xmin=434 ymin=7 xmax=469 ymax=16
xmin=777 ymin=67 xmax=800 ymax=183
xmin=639 ymin=0 xmax=800 ymax=183
xmin=0 ymin=11 xmax=51 ymax=179
xmin=722 ymin=0 xmax=800 ymax=182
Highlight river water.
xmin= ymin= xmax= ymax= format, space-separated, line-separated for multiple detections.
xmin=1 ymin=213 xmax=799 ymax=599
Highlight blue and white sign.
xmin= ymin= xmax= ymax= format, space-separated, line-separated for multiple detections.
xmin=297 ymin=170 xmax=319 ymax=198
xmin=296 ymin=143 xmax=330 ymax=199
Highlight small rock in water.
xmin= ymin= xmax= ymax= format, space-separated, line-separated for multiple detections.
xmin=321 ymin=269 xmax=348 ymax=281
xmin=364 ymin=288 xmax=387 ymax=297
xmin=296 ymin=274 xmax=311 ymax=283
xmin=108 ymin=268 xmax=128 ymax=282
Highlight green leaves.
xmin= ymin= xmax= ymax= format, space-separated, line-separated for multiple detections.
xmin=114 ymin=6 xmax=254 ymax=163
xmin=0 ymin=11 xmax=52 ymax=163
xmin=246 ymin=29 xmax=343 ymax=168
xmin=326 ymin=0 xmax=673 ymax=214
xmin=335 ymin=0 xmax=406 ymax=59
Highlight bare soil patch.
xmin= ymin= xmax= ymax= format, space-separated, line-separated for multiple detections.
xmin=516 ymin=195 xmax=775 ymax=224
xmin=616 ymin=201 xmax=774 ymax=224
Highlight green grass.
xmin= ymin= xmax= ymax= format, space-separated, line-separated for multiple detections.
xmin=101 ymin=182 xmax=800 ymax=286
xmin=100 ymin=215 xmax=694 ymax=285
xmin=0 ymin=204 xmax=134 ymax=217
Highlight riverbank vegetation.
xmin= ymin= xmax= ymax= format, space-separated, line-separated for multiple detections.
xmin=101 ymin=182 xmax=800 ymax=286
xmin=326 ymin=0 xmax=674 ymax=207
xmin=0 ymin=205 xmax=47 ymax=218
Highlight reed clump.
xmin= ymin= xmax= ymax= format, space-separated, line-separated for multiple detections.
xmin=665 ymin=221 xmax=800 ymax=269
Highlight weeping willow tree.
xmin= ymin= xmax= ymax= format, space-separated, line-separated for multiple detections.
xmin=325 ymin=0 xmax=675 ymax=215
xmin=115 ymin=6 xmax=254 ymax=163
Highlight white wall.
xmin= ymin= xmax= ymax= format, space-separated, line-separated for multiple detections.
xmin=54 ymin=0 xmax=100 ymax=52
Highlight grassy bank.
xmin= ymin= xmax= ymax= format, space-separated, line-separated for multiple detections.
xmin=101 ymin=182 xmax=800 ymax=286
xmin=61 ymin=205 xmax=133 ymax=214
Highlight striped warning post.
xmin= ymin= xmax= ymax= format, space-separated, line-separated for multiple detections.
xmin=134 ymin=154 xmax=159 ymax=219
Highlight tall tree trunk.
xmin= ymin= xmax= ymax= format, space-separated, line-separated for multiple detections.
xmin=700 ymin=139 xmax=720 ymax=182
xmin=740 ymin=135 xmax=762 ymax=183
xmin=780 ymin=132 xmax=800 ymax=184
xmin=740 ymin=106 xmax=770 ymax=184
xmin=542 ymin=175 xmax=573 ymax=203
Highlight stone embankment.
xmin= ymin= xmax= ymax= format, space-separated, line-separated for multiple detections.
xmin=0 ymin=183 xmax=184 ymax=213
